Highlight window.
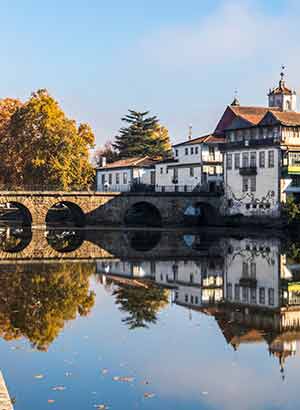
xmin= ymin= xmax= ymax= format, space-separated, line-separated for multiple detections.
xmin=160 ymin=167 xmax=163 ymax=174
xmin=190 ymin=168 xmax=194 ymax=177
xmin=190 ymin=273 xmax=194 ymax=283
xmin=116 ymin=173 xmax=120 ymax=184
xmin=123 ymin=172 xmax=128 ymax=184
xmin=227 ymin=283 xmax=233 ymax=300
xmin=259 ymin=287 xmax=265 ymax=304
xmin=234 ymin=153 xmax=240 ymax=169
xmin=242 ymin=177 xmax=249 ymax=192
xmin=195 ymin=296 xmax=199 ymax=304
xmin=234 ymin=284 xmax=240 ymax=301
xmin=150 ymin=261 xmax=156 ymax=274
xmin=259 ymin=151 xmax=265 ymax=168
xmin=108 ymin=173 xmax=112 ymax=184
xmin=250 ymin=288 xmax=257 ymax=304
xmin=268 ymin=288 xmax=275 ymax=306
xmin=101 ymin=174 xmax=105 ymax=185
xmin=191 ymin=147 xmax=194 ymax=155
xmin=209 ymin=146 xmax=215 ymax=160
xmin=227 ymin=153 xmax=233 ymax=170
xmin=185 ymin=294 xmax=188 ymax=303
xmin=242 ymin=287 xmax=249 ymax=303
xmin=242 ymin=262 xmax=249 ymax=277
xmin=250 ymin=262 xmax=256 ymax=278
xmin=185 ymin=148 xmax=188 ymax=155
xmin=250 ymin=152 xmax=256 ymax=167
xmin=242 ymin=152 xmax=249 ymax=167
xmin=250 ymin=176 xmax=256 ymax=192
xmin=190 ymin=295 xmax=194 ymax=304
xmin=175 ymin=149 xmax=178 ymax=157
xmin=195 ymin=147 xmax=199 ymax=155
xmin=268 ymin=150 xmax=275 ymax=168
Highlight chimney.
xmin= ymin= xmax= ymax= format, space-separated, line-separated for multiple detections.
xmin=188 ymin=125 xmax=193 ymax=141
xmin=100 ymin=157 xmax=107 ymax=168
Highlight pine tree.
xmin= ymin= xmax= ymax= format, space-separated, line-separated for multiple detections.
xmin=113 ymin=110 xmax=171 ymax=159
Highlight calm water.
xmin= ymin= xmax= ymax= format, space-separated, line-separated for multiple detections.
xmin=0 ymin=226 xmax=300 ymax=410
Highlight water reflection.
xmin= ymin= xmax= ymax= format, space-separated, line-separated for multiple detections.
xmin=0 ymin=225 xmax=32 ymax=252
xmin=0 ymin=262 xmax=95 ymax=350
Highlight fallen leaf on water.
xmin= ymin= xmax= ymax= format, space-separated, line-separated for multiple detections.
xmin=94 ymin=405 xmax=109 ymax=409
xmin=101 ymin=368 xmax=108 ymax=375
xmin=113 ymin=376 xmax=134 ymax=383
xmin=48 ymin=399 xmax=55 ymax=404
xmin=34 ymin=374 xmax=44 ymax=379
xmin=52 ymin=386 xmax=66 ymax=391
xmin=144 ymin=393 xmax=155 ymax=399
xmin=202 ymin=391 xmax=208 ymax=395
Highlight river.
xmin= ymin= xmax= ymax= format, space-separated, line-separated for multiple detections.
xmin=0 ymin=225 xmax=299 ymax=410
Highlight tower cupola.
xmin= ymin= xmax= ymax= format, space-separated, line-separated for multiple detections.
xmin=268 ymin=66 xmax=297 ymax=111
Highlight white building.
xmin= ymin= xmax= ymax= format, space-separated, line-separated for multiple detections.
xmin=155 ymin=134 xmax=224 ymax=193
xmin=219 ymin=71 xmax=300 ymax=217
xmin=96 ymin=156 xmax=157 ymax=192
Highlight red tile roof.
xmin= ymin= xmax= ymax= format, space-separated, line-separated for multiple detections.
xmin=266 ymin=110 xmax=300 ymax=126
xmin=98 ymin=156 xmax=158 ymax=170
xmin=230 ymin=106 xmax=280 ymax=124
xmin=173 ymin=134 xmax=224 ymax=148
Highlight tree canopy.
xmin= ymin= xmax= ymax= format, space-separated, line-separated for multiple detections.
xmin=113 ymin=110 xmax=171 ymax=159
xmin=0 ymin=89 xmax=95 ymax=189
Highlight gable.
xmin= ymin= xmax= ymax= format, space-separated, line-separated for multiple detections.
xmin=225 ymin=116 xmax=253 ymax=131
xmin=214 ymin=106 xmax=236 ymax=135
xmin=258 ymin=111 xmax=280 ymax=126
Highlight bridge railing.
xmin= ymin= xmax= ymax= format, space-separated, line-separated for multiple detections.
xmin=0 ymin=185 xmax=95 ymax=192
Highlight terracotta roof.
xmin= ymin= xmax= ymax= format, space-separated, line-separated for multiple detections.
xmin=173 ymin=134 xmax=224 ymax=148
xmin=230 ymin=106 xmax=280 ymax=125
xmin=266 ymin=111 xmax=300 ymax=126
xmin=98 ymin=156 xmax=158 ymax=170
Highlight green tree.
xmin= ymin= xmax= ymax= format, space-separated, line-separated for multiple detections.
xmin=282 ymin=195 xmax=300 ymax=223
xmin=113 ymin=110 xmax=171 ymax=159
xmin=7 ymin=89 xmax=95 ymax=189
xmin=113 ymin=281 xmax=169 ymax=329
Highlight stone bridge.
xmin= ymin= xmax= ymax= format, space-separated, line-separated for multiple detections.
xmin=0 ymin=191 xmax=222 ymax=227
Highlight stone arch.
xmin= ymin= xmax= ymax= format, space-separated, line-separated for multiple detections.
xmin=46 ymin=229 xmax=85 ymax=253
xmin=0 ymin=201 xmax=32 ymax=226
xmin=124 ymin=201 xmax=162 ymax=227
xmin=46 ymin=201 xmax=86 ymax=227
xmin=184 ymin=201 xmax=217 ymax=226
xmin=0 ymin=226 xmax=32 ymax=253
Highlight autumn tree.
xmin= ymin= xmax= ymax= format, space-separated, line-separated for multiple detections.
xmin=0 ymin=262 xmax=95 ymax=350
xmin=0 ymin=98 xmax=22 ymax=184
xmin=6 ymin=89 xmax=95 ymax=189
xmin=113 ymin=110 xmax=172 ymax=159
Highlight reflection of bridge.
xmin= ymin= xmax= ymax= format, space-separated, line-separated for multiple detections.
xmin=0 ymin=229 xmax=112 ymax=261
xmin=0 ymin=371 xmax=14 ymax=410
xmin=0 ymin=228 xmax=223 ymax=261
xmin=0 ymin=191 xmax=221 ymax=226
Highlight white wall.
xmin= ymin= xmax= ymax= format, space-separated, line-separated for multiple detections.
xmin=223 ymin=238 xmax=280 ymax=308
xmin=224 ymin=147 xmax=280 ymax=216
xmin=96 ymin=167 xmax=153 ymax=192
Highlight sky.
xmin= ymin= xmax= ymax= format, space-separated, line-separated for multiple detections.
xmin=1 ymin=0 xmax=300 ymax=147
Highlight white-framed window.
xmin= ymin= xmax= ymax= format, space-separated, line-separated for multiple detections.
xmin=191 ymin=147 xmax=194 ymax=155
xmin=123 ymin=172 xmax=128 ymax=184
xmin=242 ymin=152 xmax=249 ymax=167
xmin=250 ymin=176 xmax=256 ymax=192
xmin=242 ymin=177 xmax=249 ymax=192
xmin=250 ymin=152 xmax=256 ymax=167
xmin=234 ymin=153 xmax=240 ymax=169
xmin=185 ymin=148 xmax=188 ymax=155
xmin=108 ymin=173 xmax=112 ymax=184
xmin=116 ymin=173 xmax=120 ymax=184
xmin=190 ymin=168 xmax=194 ymax=177
xmin=259 ymin=151 xmax=265 ymax=168
xmin=259 ymin=287 xmax=265 ymax=304
xmin=268 ymin=150 xmax=275 ymax=168
xmin=227 ymin=153 xmax=232 ymax=170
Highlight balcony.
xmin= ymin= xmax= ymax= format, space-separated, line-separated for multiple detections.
xmin=239 ymin=277 xmax=257 ymax=288
xmin=239 ymin=166 xmax=257 ymax=176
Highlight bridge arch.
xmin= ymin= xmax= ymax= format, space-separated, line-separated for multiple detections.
xmin=46 ymin=229 xmax=85 ymax=253
xmin=124 ymin=201 xmax=162 ymax=227
xmin=0 ymin=201 xmax=32 ymax=226
xmin=0 ymin=226 xmax=32 ymax=253
xmin=46 ymin=201 xmax=86 ymax=227
xmin=184 ymin=201 xmax=217 ymax=226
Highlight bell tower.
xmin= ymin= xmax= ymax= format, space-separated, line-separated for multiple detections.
xmin=268 ymin=66 xmax=297 ymax=111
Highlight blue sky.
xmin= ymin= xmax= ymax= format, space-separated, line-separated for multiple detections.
xmin=0 ymin=0 xmax=299 ymax=146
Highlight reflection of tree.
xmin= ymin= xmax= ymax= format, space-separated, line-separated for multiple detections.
xmin=113 ymin=282 xmax=169 ymax=329
xmin=0 ymin=263 xmax=95 ymax=350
